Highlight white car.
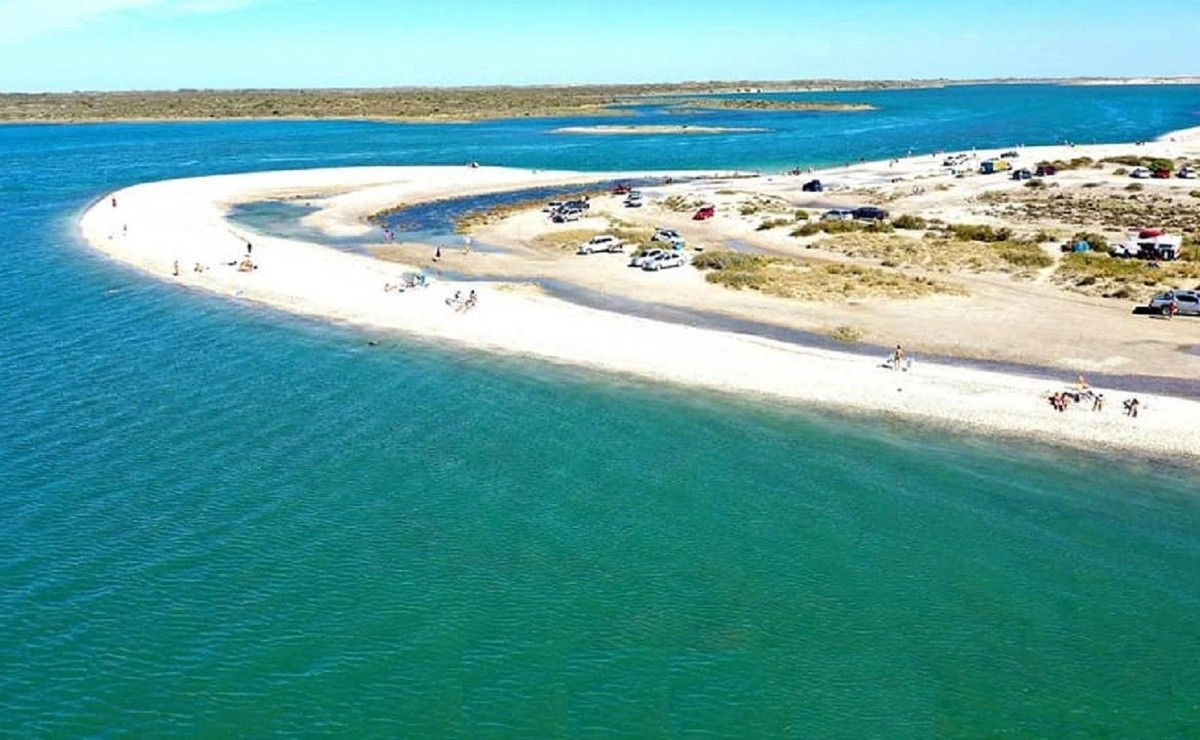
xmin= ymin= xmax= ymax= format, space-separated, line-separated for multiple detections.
xmin=577 ymin=235 xmax=624 ymax=254
xmin=1179 ymin=167 xmax=1197 ymax=179
xmin=629 ymin=249 xmax=666 ymax=268
xmin=820 ymin=209 xmax=856 ymax=221
xmin=642 ymin=252 xmax=686 ymax=271
xmin=651 ymin=229 xmax=685 ymax=248
xmin=1129 ymin=167 xmax=1152 ymax=179
xmin=542 ymin=201 xmax=563 ymax=212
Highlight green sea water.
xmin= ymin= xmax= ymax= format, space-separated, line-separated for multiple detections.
xmin=3 ymin=88 xmax=1200 ymax=735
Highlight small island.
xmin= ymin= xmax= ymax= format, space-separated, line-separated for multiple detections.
xmin=663 ymin=98 xmax=877 ymax=113
xmin=553 ymin=124 xmax=771 ymax=135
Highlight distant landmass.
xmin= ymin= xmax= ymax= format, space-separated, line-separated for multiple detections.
xmin=0 ymin=77 xmax=1196 ymax=123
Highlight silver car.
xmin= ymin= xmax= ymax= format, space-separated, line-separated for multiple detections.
xmin=629 ymin=249 xmax=666 ymax=268
xmin=1148 ymin=289 xmax=1200 ymax=316
xmin=642 ymin=252 xmax=686 ymax=271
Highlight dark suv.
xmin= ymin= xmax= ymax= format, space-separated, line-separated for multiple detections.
xmin=852 ymin=206 xmax=889 ymax=221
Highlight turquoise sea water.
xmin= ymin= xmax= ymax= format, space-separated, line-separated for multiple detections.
xmin=3 ymin=85 xmax=1200 ymax=735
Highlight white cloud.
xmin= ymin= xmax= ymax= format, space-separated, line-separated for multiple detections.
xmin=0 ymin=0 xmax=264 ymax=43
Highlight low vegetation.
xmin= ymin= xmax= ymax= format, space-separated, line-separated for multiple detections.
xmin=810 ymin=233 xmax=1052 ymax=276
xmin=535 ymin=226 xmax=654 ymax=252
xmin=1036 ymin=156 xmax=1097 ymax=171
xmin=691 ymin=250 xmax=965 ymax=300
xmin=0 ymin=79 xmax=928 ymax=123
xmin=661 ymin=195 xmax=707 ymax=213
xmin=891 ymin=214 xmax=928 ymax=230
xmin=1054 ymin=251 xmax=1200 ymax=299
xmin=790 ymin=219 xmax=893 ymax=237
xmin=829 ymin=325 xmax=867 ymax=343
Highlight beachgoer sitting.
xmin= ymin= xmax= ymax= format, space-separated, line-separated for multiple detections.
xmin=445 ymin=290 xmax=461 ymax=307
xmin=464 ymin=290 xmax=477 ymax=310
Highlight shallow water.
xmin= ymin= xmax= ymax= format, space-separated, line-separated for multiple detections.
xmin=3 ymin=86 xmax=1200 ymax=735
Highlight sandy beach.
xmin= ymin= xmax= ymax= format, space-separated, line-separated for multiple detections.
xmin=80 ymin=148 xmax=1200 ymax=461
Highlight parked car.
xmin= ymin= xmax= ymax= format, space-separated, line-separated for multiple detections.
xmin=852 ymin=206 xmax=889 ymax=221
xmin=642 ymin=251 xmax=687 ymax=271
xmin=552 ymin=209 xmax=583 ymax=223
xmin=801 ymin=179 xmax=823 ymax=192
xmin=693 ymin=205 xmax=716 ymax=220
xmin=980 ymin=159 xmax=1012 ymax=174
xmin=651 ymin=229 xmax=685 ymax=248
xmin=821 ymin=208 xmax=855 ymax=221
xmin=577 ymin=235 xmax=624 ymax=254
xmin=1147 ymin=289 xmax=1200 ymax=316
xmin=1129 ymin=167 xmax=1152 ymax=179
xmin=999 ymin=150 xmax=1020 ymax=159
xmin=942 ymin=154 xmax=969 ymax=167
xmin=1152 ymin=168 xmax=1173 ymax=179
xmin=543 ymin=201 xmax=563 ymax=212
xmin=1011 ymin=168 xmax=1033 ymax=181
xmin=565 ymin=199 xmax=590 ymax=211
xmin=611 ymin=183 xmax=631 ymax=195
xmin=629 ymin=249 xmax=667 ymax=268
xmin=1179 ymin=167 xmax=1198 ymax=179
xmin=623 ymin=197 xmax=643 ymax=208
xmin=1035 ymin=164 xmax=1057 ymax=176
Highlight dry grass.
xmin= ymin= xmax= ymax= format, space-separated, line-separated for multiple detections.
xmin=989 ymin=188 xmax=1200 ymax=237
xmin=1053 ymin=252 xmax=1200 ymax=299
xmin=810 ymin=233 xmax=1052 ymax=276
xmin=692 ymin=251 xmax=966 ymax=301
xmin=661 ymin=195 xmax=708 ymax=213
xmin=533 ymin=225 xmax=655 ymax=252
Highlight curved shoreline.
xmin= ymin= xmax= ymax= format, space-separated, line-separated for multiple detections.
xmin=79 ymin=160 xmax=1200 ymax=462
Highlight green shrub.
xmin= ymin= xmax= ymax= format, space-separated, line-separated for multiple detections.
xmin=891 ymin=214 xmax=928 ymax=230
xmin=790 ymin=219 xmax=864 ymax=237
xmin=1070 ymin=231 xmax=1110 ymax=253
xmin=990 ymin=241 xmax=1053 ymax=269
xmin=948 ymin=223 xmax=1012 ymax=243
xmin=1025 ymin=179 xmax=1046 ymax=189
xmin=1125 ymin=182 xmax=1144 ymax=192
xmin=691 ymin=251 xmax=768 ymax=271
xmin=756 ymin=217 xmax=793 ymax=231
xmin=1113 ymin=167 xmax=1129 ymax=176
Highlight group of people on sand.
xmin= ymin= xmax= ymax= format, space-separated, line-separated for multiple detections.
xmin=446 ymin=290 xmax=478 ymax=312
xmin=1046 ymin=375 xmax=1141 ymax=417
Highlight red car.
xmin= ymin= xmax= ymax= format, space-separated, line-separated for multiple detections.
xmin=693 ymin=205 xmax=716 ymax=220
xmin=1152 ymin=168 xmax=1172 ymax=179
xmin=611 ymin=183 xmax=631 ymax=195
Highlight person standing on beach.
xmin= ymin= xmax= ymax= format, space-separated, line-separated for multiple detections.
xmin=892 ymin=344 xmax=905 ymax=370
xmin=246 ymin=241 xmax=253 ymax=255
xmin=172 ymin=260 xmax=179 ymax=277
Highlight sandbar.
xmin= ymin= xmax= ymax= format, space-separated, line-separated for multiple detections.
xmin=79 ymin=153 xmax=1200 ymax=461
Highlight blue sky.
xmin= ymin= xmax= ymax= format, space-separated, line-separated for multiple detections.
xmin=2 ymin=0 xmax=1199 ymax=92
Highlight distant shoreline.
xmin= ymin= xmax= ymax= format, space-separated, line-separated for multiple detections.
xmin=5 ymin=77 xmax=1198 ymax=124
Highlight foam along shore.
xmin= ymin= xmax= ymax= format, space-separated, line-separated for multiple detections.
xmin=553 ymin=125 xmax=771 ymax=135
xmin=80 ymin=165 xmax=1200 ymax=461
